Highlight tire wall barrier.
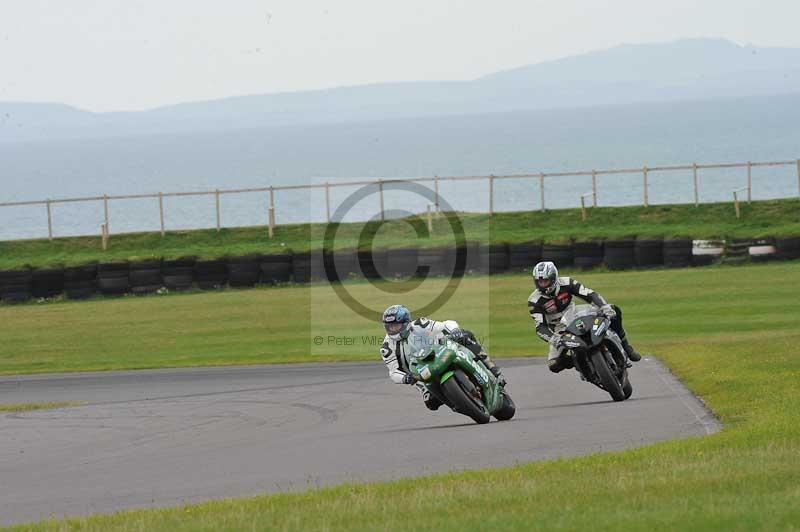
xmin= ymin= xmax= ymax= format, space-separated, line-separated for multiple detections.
xmin=2 ymin=234 xmax=799 ymax=302
xmin=0 ymin=269 xmax=33 ymax=303
xmin=573 ymin=241 xmax=603 ymax=270
xmin=635 ymin=239 xmax=663 ymax=268
xmin=508 ymin=241 xmax=542 ymax=272
xmin=162 ymin=258 xmax=195 ymax=291
xmin=479 ymin=243 xmax=509 ymax=275
xmin=603 ymin=240 xmax=636 ymax=271
xmin=129 ymin=259 xmax=162 ymax=295
xmin=663 ymin=238 xmax=693 ymax=268
xmin=542 ymin=243 xmax=574 ymax=269
xmin=97 ymin=262 xmax=130 ymax=296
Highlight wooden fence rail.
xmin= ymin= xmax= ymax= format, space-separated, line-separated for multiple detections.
xmin=1 ymin=158 xmax=797 ymax=240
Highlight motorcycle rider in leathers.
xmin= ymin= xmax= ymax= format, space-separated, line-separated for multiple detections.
xmin=528 ymin=261 xmax=642 ymax=373
xmin=380 ymin=304 xmax=505 ymax=410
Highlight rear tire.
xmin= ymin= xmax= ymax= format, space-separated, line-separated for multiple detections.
xmin=441 ymin=369 xmax=491 ymax=424
xmin=493 ymin=391 xmax=516 ymax=421
xmin=590 ymin=350 xmax=626 ymax=402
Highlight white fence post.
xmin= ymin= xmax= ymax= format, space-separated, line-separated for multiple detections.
xmin=489 ymin=174 xmax=495 ymax=217
xmin=46 ymin=199 xmax=53 ymax=240
xmin=693 ymin=163 xmax=699 ymax=207
xmin=539 ymin=173 xmax=545 ymax=212
xmin=747 ymin=161 xmax=752 ymax=203
xmin=325 ymin=182 xmax=331 ymax=223
xmin=591 ymin=170 xmax=597 ymax=207
xmin=434 ymin=175 xmax=440 ymax=215
xmin=268 ymin=187 xmax=275 ymax=239
xmin=103 ymin=194 xmax=110 ymax=234
xmin=378 ymin=179 xmax=385 ymax=221
xmin=158 ymin=192 xmax=165 ymax=237
xmin=797 ymin=159 xmax=800 ymax=197
xmin=642 ymin=166 xmax=649 ymax=207
xmin=215 ymin=189 xmax=221 ymax=231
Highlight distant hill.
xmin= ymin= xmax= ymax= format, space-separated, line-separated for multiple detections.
xmin=2 ymin=38 xmax=800 ymax=143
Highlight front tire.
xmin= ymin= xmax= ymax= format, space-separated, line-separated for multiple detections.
xmin=590 ymin=350 xmax=625 ymax=401
xmin=493 ymin=391 xmax=516 ymax=421
xmin=622 ymin=373 xmax=633 ymax=399
xmin=441 ymin=369 xmax=491 ymax=424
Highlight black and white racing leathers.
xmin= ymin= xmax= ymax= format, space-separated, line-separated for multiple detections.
xmin=527 ymin=276 xmax=631 ymax=371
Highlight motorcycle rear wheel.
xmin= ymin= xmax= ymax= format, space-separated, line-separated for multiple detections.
xmin=590 ymin=350 xmax=626 ymax=402
xmin=442 ymin=369 xmax=491 ymax=424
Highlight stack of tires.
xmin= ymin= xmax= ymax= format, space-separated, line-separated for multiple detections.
xmin=479 ymin=243 xmax=509 ymax=275
xmin=724 ymin=238 xmax=752 ymax=265
xmin=748 ymin=238 xmax=777 ymax=262
xmin=260 ymin=254 xmax=292 ymax=284
xmin=32 ymin=268 xmax=65 ymax=299
xmin=64 ymin=264 xmax=97 ymax=300
xmin=508 ymin=241 xmax=542 ymax=272
xmin=97 ymin=262 xmax=130 ymax=296
xmin=129 ymin=260 xmax=163 ymax=295
xmin=541 ymin=243 xmax=574 ymax=269
xmin=227 ymin=256 xmax=262 ymax=288
xmin=326 ymin=249 xmax=356 ymax=282
xmin=573 ymin=241 xmax=603 ymax=270
xmin=776 ymin=236 xmax=800 ymax=260
xmin=417 ymin=247 xmax=445 ymax=278
xmin=691 ymin=240 xmax=725 ymax=267
xmin=0 ymin=269 xmax=33 ymax=303
xmin=357 ymin=249 xmax=388 ymax=280
xmin=635 ymin=239 xmax=663 ymax=268
xmin=292 ymin=252 xmax=313 ymax=283
xmin=663 ymin=238 xmax=693 ymax=268
xmin=603 ymin=240 xmax=636 ymax=270
xmin=386 ymin=248 xmax=419 ymax=279
xmin=195 ymin=259 xmax=228 ymax=289
xmin=162 ymin=258 xmax=195 ymax=291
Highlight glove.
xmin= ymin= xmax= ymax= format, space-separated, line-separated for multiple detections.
xmin=402 ymin=373 xmax=417 ymax=385
xmin=549 ymin=333 xmax=563 ymax=348
xmin=601 ymin=304 xmax=617 ymax=319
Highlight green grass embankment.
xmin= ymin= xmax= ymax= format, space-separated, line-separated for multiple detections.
xmin=1 ymin=198 xmax=798 ymax=270
xmin=5 ymin=261 xmax=800 ymax=530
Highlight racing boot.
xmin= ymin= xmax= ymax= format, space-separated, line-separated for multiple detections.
xmin=476 ymin=350 xmax=506 ymax=386
xmin=621 ymin=339 xmax=642 ymax=362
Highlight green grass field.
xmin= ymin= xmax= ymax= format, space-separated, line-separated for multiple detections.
xmin=4 ymin=262 xmax=800 ymax=530
xmin=1 ymin=198 xmax=798 ymax=270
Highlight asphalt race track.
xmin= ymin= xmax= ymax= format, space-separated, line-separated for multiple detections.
xmin=0 ymin=357 xmax=719 ymax=526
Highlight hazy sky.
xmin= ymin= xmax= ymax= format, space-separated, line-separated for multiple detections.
xmin=2 ymin=0 xmax=799 ymax=112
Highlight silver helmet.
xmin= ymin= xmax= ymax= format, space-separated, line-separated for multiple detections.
xmin=533 ymin=261 xmax=559 ymax=296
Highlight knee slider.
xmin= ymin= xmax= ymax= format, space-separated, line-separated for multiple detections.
xmin=548 ymin=358 xmax=564 ymax=373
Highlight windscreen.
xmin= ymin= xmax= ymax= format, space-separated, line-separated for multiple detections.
xmin=560 ymin=304 xmax=599 ymax=326
xmin=406 ymin=329 xmax=438 ymax=359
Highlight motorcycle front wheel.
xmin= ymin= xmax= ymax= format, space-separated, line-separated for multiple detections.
xmin=442 ymin=369 xmax=491 ymax=424
xmin=590 ymin=349 xmax=626 ymax=402
xmin=493 ymin=390 xmax=516 ymax=421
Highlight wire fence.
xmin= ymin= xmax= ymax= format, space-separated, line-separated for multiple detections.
xmin=2 ymin=158 xmax=798 ymax=241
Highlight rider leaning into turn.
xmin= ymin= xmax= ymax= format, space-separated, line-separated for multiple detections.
xmin=380 ymin=304 xmax=505 ymax=410
xmin=528 ymin=261 xmax=642 ymax=373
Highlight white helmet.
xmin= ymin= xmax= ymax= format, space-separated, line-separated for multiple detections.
xmin=533 ymin=261 xmax=559 ymax=296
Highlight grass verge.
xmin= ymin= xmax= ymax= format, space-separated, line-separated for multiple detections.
xmin=0 ymin=198 xmax=798 ymax=269
xmin=5 ymin=262 xmax=800 ymax=530
xmin=0 ymin=401 xmax=84 ymax=413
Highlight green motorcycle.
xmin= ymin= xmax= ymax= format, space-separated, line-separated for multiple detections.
xmin=406 ymin=329 xmax=516 ymax=424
